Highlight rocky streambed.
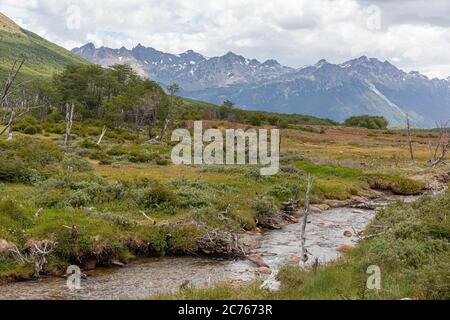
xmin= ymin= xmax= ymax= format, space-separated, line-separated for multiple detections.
xmin=0 ymin=194 xmax=418 ymax=300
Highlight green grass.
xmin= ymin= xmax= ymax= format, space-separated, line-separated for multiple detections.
xmin=366 ymin=173 xmax=426 ymax=195
xmin=0 ymin=122 xmax=434 ymax=284
xmin=293 ymin=160 xmax=362 ymax=179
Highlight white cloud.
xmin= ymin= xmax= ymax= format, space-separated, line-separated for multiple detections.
xmin=1 ymin=0 xmax=450 ymax=78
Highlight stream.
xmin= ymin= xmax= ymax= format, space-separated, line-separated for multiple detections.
xmin=0 ymin=195 xmax=416 ymax=300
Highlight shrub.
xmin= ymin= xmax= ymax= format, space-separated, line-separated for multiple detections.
xmin=133 ymin=182 xmax=178 ymax=209
xmin=14 ymin=115 xmax=42 ymax=135
xmin=277 ymin=119 xmax=289 ymax=129
xmin=62 ymin=154 xmax=93 ymax=172
xmin=269 ymin=182 xmax=301 ymax=200
xmin=22 ymin=125 xmax=42 ymax=135
xmin=167 ymin=225 xmax=202 ymax=254
xmin=344 ymin=115 xmax=389 ymax=129
xmin=251 ymin=195 xmax=276 ymax=221
xmin=0 ymin=137 xmax=62 ymax=183
xmin=156 ymin=159 xmax=170 ymax=166
xmin=128 ymin=151 xmax=159 ymax=163
xmin=79 ymin=139 xmax=100 ymax=149
xmin=106 ymin=146 xmax=128 ymax=156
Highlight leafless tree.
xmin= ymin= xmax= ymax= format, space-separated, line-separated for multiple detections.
xmin=64 ymin=103 xmax=75 ymax=148
xmin=1 ymin=57 xmax=25 ymax=106
xmin=157 ymin=83 xmax=179 ymax=141
xmin=406 ymin=113 xmax=415 ymax=163
xmin=299 ymin=175 xmax=313 ymax=267
xmin=429 ymin=120 xmax=450 ymax=167
xmin=0 ymin=58 xmax=27 ymax=140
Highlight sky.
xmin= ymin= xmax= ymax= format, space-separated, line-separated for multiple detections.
xmin=1 ymin=0 xmax=450 ymax=79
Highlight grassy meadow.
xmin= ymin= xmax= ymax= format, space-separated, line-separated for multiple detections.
xmin=1 ymin=118 xmax=447 ymax=288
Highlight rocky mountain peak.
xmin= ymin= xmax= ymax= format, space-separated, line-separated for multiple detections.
xmin=262 ymin=59 xmax=281 ymax=67
xmin=72 ymin=43 xmax=449 ymax=128
xmin=314 ymin=59 xmax=330 ymax=68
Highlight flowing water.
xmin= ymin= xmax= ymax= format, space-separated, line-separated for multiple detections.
xmin=0 ymin=196 xmax=415 ymax=300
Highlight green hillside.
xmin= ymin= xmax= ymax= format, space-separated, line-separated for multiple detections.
xmin=0 ymin=12 xmax=334 ymax=127
xmin=0 ymin=12 xmax=88 ymax=81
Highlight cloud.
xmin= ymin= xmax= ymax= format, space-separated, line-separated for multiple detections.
xmin=1 ymin=0 xmax=450 ymax=78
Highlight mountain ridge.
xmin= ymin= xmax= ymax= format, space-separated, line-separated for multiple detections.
xmin=72 ymin=42 xmax=450 ymax=128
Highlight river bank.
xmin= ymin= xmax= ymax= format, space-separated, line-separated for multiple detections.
xmin=0 ymin=188 xmax=437 ymax=300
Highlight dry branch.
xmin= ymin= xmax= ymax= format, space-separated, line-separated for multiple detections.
xmin=9 ymin=240 xmax=57 ymax=278
xmin=406 ymin=114 xmax=415 ymax=163
xmin=64 ymin=103 xmax=75 ymax=148
xmin=430 ymin=120 xmax=450 ymax=167
xmin=97 ymin=126 xmax=107 ymax=145
xmin=299 ymin=175 xmax=313 ymax=267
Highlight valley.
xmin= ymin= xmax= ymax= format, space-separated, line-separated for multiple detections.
xmin=0 ymin=9 xmax=449 ymax=301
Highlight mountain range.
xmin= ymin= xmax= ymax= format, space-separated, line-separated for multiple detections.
xmin=72 ymin=43 xmax=450 ymax=127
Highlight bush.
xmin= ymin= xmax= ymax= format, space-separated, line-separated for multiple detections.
xmin=22 ymin=125 xmax=42 ymax=135
xmin=133 ymin=182 xmax=178 ymax=209
xmin=106 ymin=146 xmax=128 ymax=156
xmin=14 ymin=115 xmax=43 ymax=135
xmin=344 ymin=115 xmax=389 ymax=129
xmin=277 ymin=119 xmax=289 ymax=129
xmin=156 ymin=159 xmax=170 ymax=166
xmin=128 ymin=151 xmax=159 ymax=163
xmin=0 ymin=137 xmax=62 ymax=183
xmin=251 ymin=195 xmax=276 ymax=221
xmin=79 ymin=139 xmax=100 ymax=149
xmin=62 ymin=154 xmax=93 ymax=172
xmin=269 ymin=182 xmax=301 ymax=200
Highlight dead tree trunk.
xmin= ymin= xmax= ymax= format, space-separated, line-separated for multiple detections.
xmin=0 ymin=110 xmax=15 ymax=137
xmin=97 ymin=126 xmax=107 ymax=145
xmin=9 ymin=240 xmax=57 ymax=278
xmin=299 ymin=175 xmax=313 ymax=267
xmin=430 ymin=120 xmax=449 ymax=167
xmin=157 ymin=116 xmax=171 ymax=141
xmin=64 ymin=103 xmax=75 ymax=148
xmin=406 ymin=114 xmax=415 ymax=163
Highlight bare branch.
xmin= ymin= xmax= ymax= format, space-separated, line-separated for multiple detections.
xmin=406 ymin=113 xmax=415 ymax=163
xmin=1 ymin=57 xmax=25 ymax=105
xmin=64 ymin=103 xmax=75 ymax=148
xmin=430 ymin=120 xmax=450 ymax=167
xmin=299 ymin=175 xmax=313 ymax=267
xmin=97 ymin=126 xmax=107 ymax=145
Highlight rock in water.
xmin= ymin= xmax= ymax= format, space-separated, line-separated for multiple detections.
xmin=247 ymin=254 xmax=270 ymax=268
xmin=343 ymin=230 xmax=353 ymax=237
xmin=336 ymin=244 xmax=353 ymax=253
xmin=258 ymin=267 xmax=272 ymax=274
